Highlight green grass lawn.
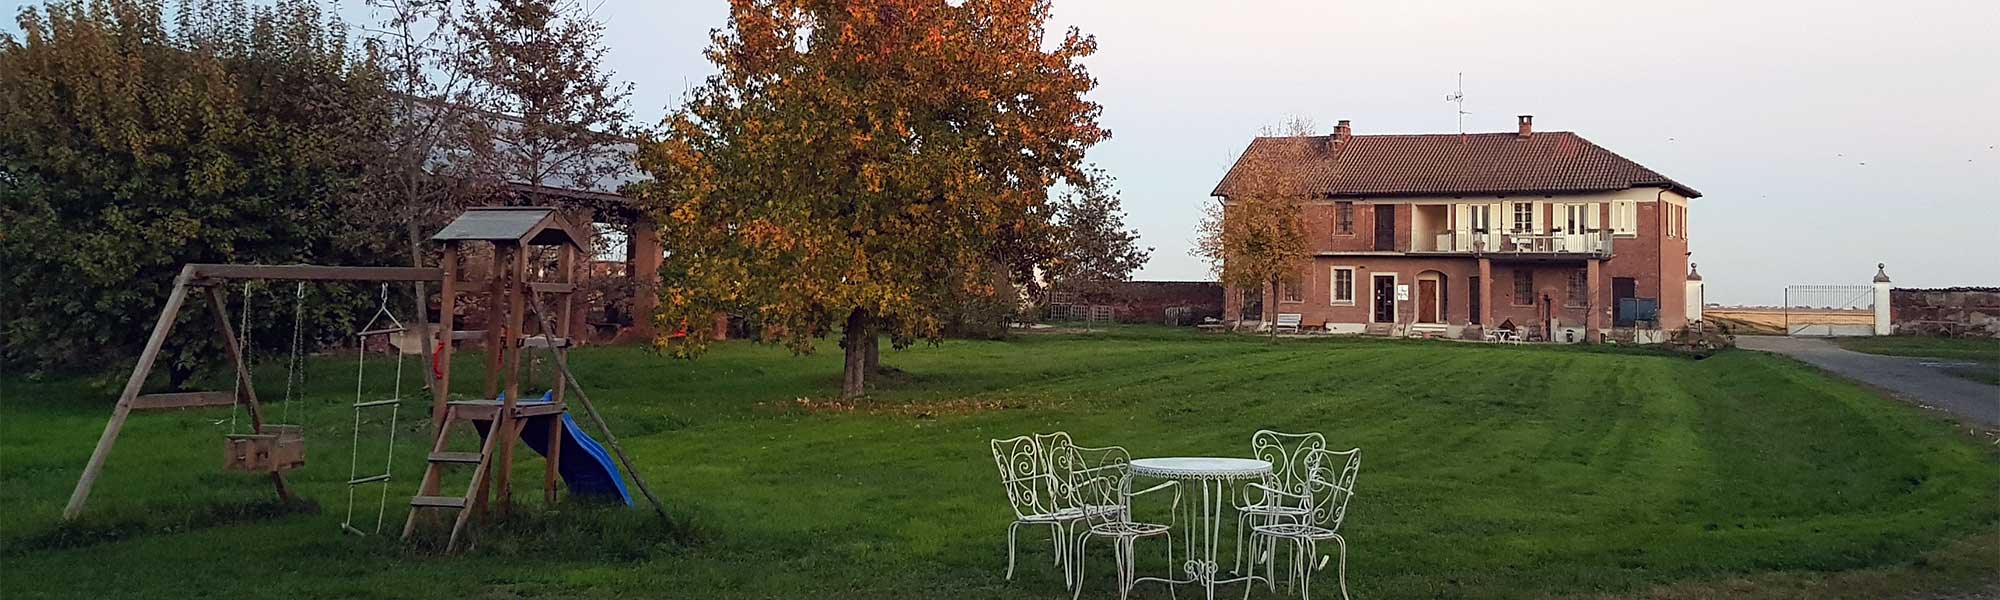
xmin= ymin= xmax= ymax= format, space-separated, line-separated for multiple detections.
xmin=1836 ymin=336 xmax=2000 ymax=384
xmin=2 ymin=328 xmax=1995 ymax=599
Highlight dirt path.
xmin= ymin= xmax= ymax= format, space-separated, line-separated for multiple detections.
xmin=1737 ymin=336 xmax=2000 ymax=428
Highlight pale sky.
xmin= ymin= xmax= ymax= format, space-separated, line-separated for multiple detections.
xmin=573 ymin=0 xmax=2000 ymax=305
xmin=238 ymin=1 xmax=2000 ymax=303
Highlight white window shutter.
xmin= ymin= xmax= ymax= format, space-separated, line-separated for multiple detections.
xmin=1532 ymin=201 xmax=1547 ymax=234
xmin=1586 ymin=202 xmax=1602 ymax=231
xmin=1500 ymin=201 xmax=1515 ymax=233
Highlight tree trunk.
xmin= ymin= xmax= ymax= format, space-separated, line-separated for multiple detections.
xmin=841 ymin=308 xmax=869 ymax=399
xmin=405 ymin=218 xmax=437 ymax=393
xmin=863 ymin=319 xmax=881 ymax=374
xmin=1266 ymin=276 xmax=1280 ymax=342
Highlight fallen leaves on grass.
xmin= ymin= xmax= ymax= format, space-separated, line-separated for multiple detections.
xmin=765 ymin=396 xmax=1028 ymax=418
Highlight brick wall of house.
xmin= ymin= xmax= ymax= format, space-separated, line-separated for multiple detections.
xmin=1221 ymin=257 xmax=1600 ymax=332
xmin=1225 ymin=188 xmax=1693 ymax=334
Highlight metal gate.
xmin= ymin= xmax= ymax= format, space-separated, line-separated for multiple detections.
xmin=1783 ymin=285 xmax=1876 ymax=336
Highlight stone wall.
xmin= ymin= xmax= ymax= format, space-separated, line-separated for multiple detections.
xmin=1051 ymin=281 xmax=1224 ymax=325
xmin=1891 ymin=287 xmax=2000 ymax=337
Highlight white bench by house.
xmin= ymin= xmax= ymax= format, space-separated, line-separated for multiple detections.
xmin=1274 ymin=313 xmax=1303 ymax=333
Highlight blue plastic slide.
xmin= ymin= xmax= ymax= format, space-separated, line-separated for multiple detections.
xmin=477 ymin=391 xmax=634 ymax=506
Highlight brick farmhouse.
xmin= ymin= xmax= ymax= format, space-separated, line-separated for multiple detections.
xmin=1211 ymin=116 xmax=1702 ymax=342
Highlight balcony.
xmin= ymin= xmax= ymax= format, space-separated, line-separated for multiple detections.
xmin=1410 ymin=230 xmax=1614 ymax=259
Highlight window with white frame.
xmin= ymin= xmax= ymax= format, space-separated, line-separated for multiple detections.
xmin=1512 ymin=202 xmax=1536 ymax=232
xmin=1467 ymin=204 xmax=1492 ymax=233
xmin=1612 ymin=200 xmax=1638 ymax=235
xmin=1562 ymin=203 xmax=1589 ymax=234
xmin=1330 ymin=267 xmax=1355 ymax=305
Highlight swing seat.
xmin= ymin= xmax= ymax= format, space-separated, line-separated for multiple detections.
xmin=224 ymin=425 xmax=306 ymax=473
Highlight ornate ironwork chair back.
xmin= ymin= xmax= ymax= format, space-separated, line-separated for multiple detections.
xmin=1069 ymin=444 xmax=1133 ymax=526
xmin=1303 ymin=447 xmax=1362 ymax=532
xmin=1251 ymin=430 xmax=1327 ymax=500
xmin=990 ymin=435 xmax=1057 ymax=520
xmin=1033 ymin=432 xmax=1093 ymax=512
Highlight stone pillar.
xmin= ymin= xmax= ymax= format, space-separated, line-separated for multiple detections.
xmin=1477 ymin=257 xmax=1494 ymax=330
xmin=630 ymin=215 xmax=664 ymax=341
xmin=1872 ymin=263 xmax=1892 ymax=335
xmin=1685 ymin=262 xmax=1705 ymax=322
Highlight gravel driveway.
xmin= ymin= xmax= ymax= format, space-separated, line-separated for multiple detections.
xmin=1736 ymin=335 xmax=2000 ymax=428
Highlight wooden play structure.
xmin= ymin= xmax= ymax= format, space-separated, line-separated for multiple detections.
xmin=64 ymin=206 xmax=663 ymax=552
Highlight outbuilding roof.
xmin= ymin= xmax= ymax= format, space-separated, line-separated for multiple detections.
xmin=1211 ymin=130 xmax=1700 ymax=199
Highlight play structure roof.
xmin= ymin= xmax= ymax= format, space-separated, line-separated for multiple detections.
xmin=431 ymin=206 xmax=585 ymax=249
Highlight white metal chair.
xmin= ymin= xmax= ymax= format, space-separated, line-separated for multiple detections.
xmin=1245 ymin=447 xmax=1362 ymax=600
xmin=1234 ymin=430 xmax=1326 ymax=574
xmin=992 ymin=434 xmax=1078 ymax=587
xmin=1064 ymin=443 xmax=1178 ymax=600
xmin=989 ymin=433 xmax=1125 ymax=589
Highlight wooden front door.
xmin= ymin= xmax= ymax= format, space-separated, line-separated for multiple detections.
xmin=1374 ymin=205 xmax=1397 ymax=250
xmin=1372 ymin=275 xmax=1396 ymax=323
xmin=1418 ymin=280 xmax=1439 ymax=323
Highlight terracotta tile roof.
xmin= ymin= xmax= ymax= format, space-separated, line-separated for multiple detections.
xmin=1210 ymin=131 xmax=1700 ymax=199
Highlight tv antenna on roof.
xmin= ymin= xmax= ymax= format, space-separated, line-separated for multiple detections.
xmin=1444 ymin=72 xmax=1470 ymax=135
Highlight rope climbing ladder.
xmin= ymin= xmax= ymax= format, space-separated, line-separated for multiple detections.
xmin=344 ymin=284 xmax=407 ymax=536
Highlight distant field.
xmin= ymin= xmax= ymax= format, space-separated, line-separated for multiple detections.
xmin=1706 ymin=308 xmax=1873 ymax=335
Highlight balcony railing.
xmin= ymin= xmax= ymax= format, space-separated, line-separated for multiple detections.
xmin=1412 ymin=230 xmax=1614 ymax=257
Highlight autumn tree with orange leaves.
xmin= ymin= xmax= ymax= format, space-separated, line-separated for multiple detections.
xmin=638 ymin=0 xmax=1107 ymax=398
xmin=1195 ymin=118 xmax=1317 ymax=339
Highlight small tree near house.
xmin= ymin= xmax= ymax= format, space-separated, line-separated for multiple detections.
xmin=1194 ymin=118 xmax=1315 ymax=339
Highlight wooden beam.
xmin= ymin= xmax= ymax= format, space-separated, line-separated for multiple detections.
xmin=496 ymin=244 xmax=528 ymax=517
xmin=65 ymin=266 xmax=197 ymax=520
xmin=188 ymin=264 xmax=443 ymax=283
xmin=130 ymin=391 xmax=236 ymax=411
xmin=433 ymin=242 xmax=458 ymax=437
xmin=527 ymin=282 xmax=574 ymax=294
xmin=482 ymin=253 xmax=503 ymax=401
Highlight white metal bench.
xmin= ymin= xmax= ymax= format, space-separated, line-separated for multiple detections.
xmin=1274 ymin=313 xmax=1303 ymax=333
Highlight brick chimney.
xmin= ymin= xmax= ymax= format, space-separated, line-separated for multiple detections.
xmin=1516 ymin=115 xmax=1533 ymax=138
xmin=1333 ymin=119 xmax=1352 ymax=144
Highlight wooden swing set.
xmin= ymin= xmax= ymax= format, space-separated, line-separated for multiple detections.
xmin=63 ymin=207 xmax=664 ymax=552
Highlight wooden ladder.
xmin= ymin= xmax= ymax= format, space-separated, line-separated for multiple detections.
xmin=399 ymin=401 xmax=511 ymax=552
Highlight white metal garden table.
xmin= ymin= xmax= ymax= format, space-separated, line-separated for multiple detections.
xmin=1129 ymin=457 xmax=1272 ymax=600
